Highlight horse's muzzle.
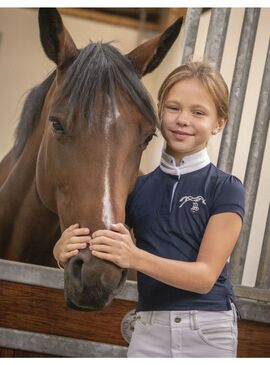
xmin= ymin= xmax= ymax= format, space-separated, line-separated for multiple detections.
xmin=63 ymin=249 xmax=127 ymax=311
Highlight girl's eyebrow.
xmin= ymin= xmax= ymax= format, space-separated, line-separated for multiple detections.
xmin=190 ymin=104 xmax=210 ymax=111
xmin=166 ymin=100 xmax=210 ymax=111
xmin=165 ymin=99 xmax=179 ymax=104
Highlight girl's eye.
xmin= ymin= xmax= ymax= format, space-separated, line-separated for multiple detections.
xmin=49 ymin=117 xmax=65 ymax=135
xmin=166 ymin=105 xmax=179 ymax=111
xmin=193 ymin=111 xmax=205 ymax=116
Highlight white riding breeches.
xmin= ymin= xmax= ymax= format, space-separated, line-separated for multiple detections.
xmin=127 ymin=305 xmax=238 ymax=358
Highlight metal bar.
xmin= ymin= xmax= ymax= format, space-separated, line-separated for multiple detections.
xmin=0 ymin=259 xmax=138 ymax=301
xmin=0 ymin=327 xmax=127 ymax=357
xmin=203 ymin=8 xmax=231 ymax=70
xmin=256 ymin=204 xmax=270 ymax=288
xmin=230 ymin=40 xmax=270 ymax=284
xmin=218 ymin=8 xmax=261 ymax=173
xmin=235 ymin=299 xmax=270 ymax=323
xmin=234 ymin=285 xmax=270 ymax=302
xmin=117 ymin=280 xmax=138 ymax=301
xmin=0 ymin=259 xmax=64 ymax=289
xmin=181 ymin=8 xmax=202 ymax=64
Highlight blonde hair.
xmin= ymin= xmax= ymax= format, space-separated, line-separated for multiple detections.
xmin=157 ymin=62 xmax=229 ymax=123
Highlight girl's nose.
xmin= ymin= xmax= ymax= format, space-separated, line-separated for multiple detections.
xmin=176 ymin=112 xmax=190 ymax=126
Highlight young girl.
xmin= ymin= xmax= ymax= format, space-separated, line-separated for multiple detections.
xmin=53 ymin=62 xmax=245 ymax=358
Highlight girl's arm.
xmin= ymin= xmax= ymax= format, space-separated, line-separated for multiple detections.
xmin=90 ymin=212 xmax=242 ymax=294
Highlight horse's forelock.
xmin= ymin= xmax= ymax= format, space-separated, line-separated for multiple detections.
xmin=56 ymin=42 xmax=159 ymax=131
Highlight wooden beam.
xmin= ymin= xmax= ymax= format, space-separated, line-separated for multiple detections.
xmin=159 ymin=8 xmax=187 ymax=29
xmin=60 ymin=8 xmax=161 ymax=32
xmin=234 ymin=285 xmax=270 ymax=302
xmin=1 ymin=280 xmax=270 ymax=357
xmin=0 ymin=280 xmax=135 ymax=347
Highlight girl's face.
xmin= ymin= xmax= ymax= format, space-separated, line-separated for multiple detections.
xmin=161 ymin=78 xmax=225 ymax=164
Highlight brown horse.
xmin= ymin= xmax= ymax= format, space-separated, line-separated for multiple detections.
xmin=0 ymin=9 xmax=182 ymax=310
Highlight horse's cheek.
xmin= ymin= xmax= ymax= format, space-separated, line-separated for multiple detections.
xmin=36 ymin=144 xmax=58 ymax=214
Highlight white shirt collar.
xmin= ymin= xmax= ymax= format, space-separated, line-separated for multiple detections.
xmin=160 ymin=148 xmax=211 ymax=176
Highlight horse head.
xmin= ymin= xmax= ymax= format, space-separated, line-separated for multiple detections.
xmin=35 ymin=8 xmax=182 ymax=310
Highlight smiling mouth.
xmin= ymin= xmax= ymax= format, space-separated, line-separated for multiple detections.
xmin=172 ymin=130 xmax=193 ymax=136
xmin=171 ymin=130 xmax=194 ymax=140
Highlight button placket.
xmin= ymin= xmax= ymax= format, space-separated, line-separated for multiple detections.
xmin=170 ymin=314 xmax=183 ymax=355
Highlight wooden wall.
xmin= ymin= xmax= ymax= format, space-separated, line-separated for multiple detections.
xmin=0 ymin=280 xmax=269 ymax=357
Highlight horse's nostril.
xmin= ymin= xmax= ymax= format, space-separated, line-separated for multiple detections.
xmin=71 ymin=257 xmax=83 ymax=286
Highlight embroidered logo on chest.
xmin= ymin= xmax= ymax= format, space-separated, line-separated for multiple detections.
xmin=179 ymin=196 xmax=207 ymax=213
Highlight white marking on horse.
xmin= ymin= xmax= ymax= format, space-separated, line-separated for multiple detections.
xmin=102 ymin=97 xmax=120 ymax=228
xmin=102 ymin=162 xmax=113 ymax=228
xmin=104 ymin=97 xmax=120 ymax=135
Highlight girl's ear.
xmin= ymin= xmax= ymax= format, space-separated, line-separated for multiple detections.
xmin=218 ymin=117 xmax=227 ymax=131
xmin=212 ymin=118 xmax=227 ymax=135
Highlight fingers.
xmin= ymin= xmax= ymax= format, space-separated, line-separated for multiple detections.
xmin=62 ymin=232 xmax=91 ymax=254
xmin=111 ymin=223 xmax=130 ymax=234
xmin=58 ymin=223 xmax=129 ymax=266
xmin=55 ymin=224 xmax=91 ymax=265
xmin=69 ymin=235 xmax=91 ymax=244
xmin=66 ymin=242 xmax=88 ymax=251
xmin=90 ymin=244 xmax=114 ymax=254
xmin=92 ymin=223 xmax=129 ymax=240
xmin=92 ymin=229 xmax=121 ymax=241
xmin=58 ymin=241 xmax=88 ymax=263
xmin=65 ymin=223 xmax=79 ymax=232
xmin=59 ymin=249 xmax=79 ymax=263
xmin=90 ymin=236 xmax=119 ymax=251
xmin=62 ymin=226 xmax=90 ymax=245
xmin=65 ymin=227 xmax=90 ymax=239
xmin=91 ymin=224 xmax=133 ymax=255
xmin=91 ymin=250 xmax=115 ymax=263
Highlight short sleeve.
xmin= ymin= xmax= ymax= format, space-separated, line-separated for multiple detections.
xmin=210 ymin=175 xmax=245 ymax=220
xmin=124 ymin=175 xmax=144 ymax=229
xmin=124 ymin=172 xmax=154 ymax=229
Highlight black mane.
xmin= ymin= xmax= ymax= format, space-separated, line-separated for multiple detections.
xmin=14 ymin=71 xmax=55 ymax=157
xmin=58 ymin=42 xmax=158 ymax=130
xmin=14 ymin=42 xmax=158 ymax=156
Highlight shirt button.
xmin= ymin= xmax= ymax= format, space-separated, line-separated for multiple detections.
xmin=174 ymin=317 xmax=181 ymax=323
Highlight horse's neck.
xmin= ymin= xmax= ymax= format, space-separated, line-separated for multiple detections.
xmin=0 ymin=148 xmax=17 ymax=187
xmin=1 ymin=178 xmax=60 ymax=266
xmin=0 ymin=129 xmax=60 ymax=267
xmin=0 ymin=165 xmax=60 ymax=266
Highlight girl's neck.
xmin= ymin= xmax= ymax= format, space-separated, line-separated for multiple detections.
xmin=164 ymin=146 xmax=207 ymax=166
xmin=160 ymin=147 xmax=210 ymax=176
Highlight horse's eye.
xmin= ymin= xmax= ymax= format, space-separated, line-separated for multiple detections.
xmin=142 ymin=132 xmax=157 ymax=149
xmin=49 ymin=117 xmax=65 ymax=135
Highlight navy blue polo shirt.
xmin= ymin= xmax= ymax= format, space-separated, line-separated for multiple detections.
xmin=126 ymin=148 xmax=245 ymax=312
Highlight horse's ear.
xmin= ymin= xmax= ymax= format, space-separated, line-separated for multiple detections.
xmin=38 ymin=8 xmax=79 ymax=67
xmin=126 ymin=17 xmax=183 ymax=78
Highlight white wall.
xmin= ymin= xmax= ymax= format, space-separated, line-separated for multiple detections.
xmin=0 ymin=8 xmax=269 ymax=286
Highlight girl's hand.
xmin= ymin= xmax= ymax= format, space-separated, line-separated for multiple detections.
xmin=90 ymin=223 xmax=139 ymax=269
xmin=53 ymin=223 xmax=91 ymax=267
